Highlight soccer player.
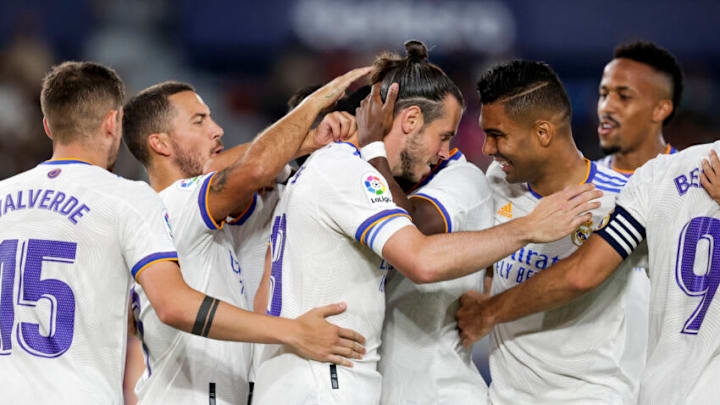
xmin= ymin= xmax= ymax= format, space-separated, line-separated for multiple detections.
xmin=596 ymin=41 xmax=683 ymax=175
xmin=251 ymin=41 xmax=601 ymax=405
xmin=121 ymin=69 xmax=368 ymax=404
xmin=353 ymin=48 xmax=492 ymax=404
xmin=458 ymin=60 xmax=648 ymax=405
xmin=458 ymin=140 xmax=720 ymax=405
xmin=0 ymin=61 xmax=362 ymax=404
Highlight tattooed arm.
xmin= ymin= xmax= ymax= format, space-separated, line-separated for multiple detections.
xmin=205 ymin=67 xmax=373 ymax=223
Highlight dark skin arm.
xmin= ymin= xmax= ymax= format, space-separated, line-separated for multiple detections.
xmin=701 ymin=149 xmax=720 ymax=204
xmin=456 ymin=234 xmax=623 ymax=347
xmin=356 ymin=82 xmax=446 ymax=235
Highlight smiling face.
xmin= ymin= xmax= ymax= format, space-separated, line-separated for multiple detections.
xmin=392 ymin=94 xmax=463 ymax=183
xmin=166 ymin=91 xmax=224 ymax=177
xmin=480 ymin=102 xmax=544 ymax=184
xmin=597 ymin=58 xmax=672 ymax=155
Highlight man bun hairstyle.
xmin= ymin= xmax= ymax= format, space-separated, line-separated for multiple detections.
xmin=122 ymin=81 xmax=195 ymax=166
xmin=40 ymin=61 xmax=126 ymax=144
xmin=476 ymin=60 xmax=572 ymax=125
xmin=613 ymin=40 xmax=684 ymax=126
xmin=371 ymin=40 xmax=464 ymax=125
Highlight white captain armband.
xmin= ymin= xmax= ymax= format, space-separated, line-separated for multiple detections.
xmin=595 ymin=205 xmax=646 ymax=259
xmin=360 ymin=141 xmax=387 ymax=162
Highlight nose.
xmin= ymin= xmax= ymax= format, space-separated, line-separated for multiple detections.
xmin=438 ymin=141 xmax=451 ymax=160
xmin=599 ymin=93 xmax=617 ymax=116
xmin=210 ymin=118 xmax=224 ymax=139
xmin=482 ymin=134 xmax=496 ymax=157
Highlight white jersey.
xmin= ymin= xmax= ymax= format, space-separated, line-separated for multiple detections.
xmin=595 ymin=144 xmax=677 ymax=178
xmin=252 ymin=142 xmax=414 ymax=405
xmin=226 ymin=185 xmax=283 ymax=386
xmin=0 ymin=159 xmax=177 ymax=404
xmin=596 ymin=141 xmax=720 ymax=405
xmin=487 ymin=159 xmax=648 ymax=405
xmin=380 ymin=149 xmax=492 ymax=405
xmin=132 ymin=172 xmax=251 ymax=405
xmin=228 ymin=186 xmax=284 ymax=308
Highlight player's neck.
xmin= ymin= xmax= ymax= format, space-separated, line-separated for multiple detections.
xmin=50 ymin=143 xmax=110 ymax=169
xmin=528 ymin=147 xmax=589 ymax=197
xmin=611 ymin=133 xmax=667 ymax=173
xmin=147 ymin=160 xmax=187 ymax=192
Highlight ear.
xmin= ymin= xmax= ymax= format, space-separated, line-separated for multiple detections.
xmin=534 ymin=120 xmax=554 ymax=147
xmin=652 ymin=99 xmax=673 ymax=124
xmin=399 ymin=105 xmax=423 ymax=135
xmin=42 ymin=117 xmax=53 ymax=140
xmin=101 ymin=109 xmax=120 ymax=139
xmin=148 ymin=132 xmax=172 ymax=157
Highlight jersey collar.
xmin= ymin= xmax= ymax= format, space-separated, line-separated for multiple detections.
xmin=527 ymin=159 xmax=596 ymax=199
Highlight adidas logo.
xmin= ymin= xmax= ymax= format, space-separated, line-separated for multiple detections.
xmin=497 ymin=202 xmax=512 ymax=218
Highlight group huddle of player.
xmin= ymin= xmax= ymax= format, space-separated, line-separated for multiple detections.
xmin=2 ymin=38 xmax=719 ymax=405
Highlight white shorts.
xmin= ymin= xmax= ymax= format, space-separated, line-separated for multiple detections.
xmin=252 ymin=350 xmax=381 ymax=405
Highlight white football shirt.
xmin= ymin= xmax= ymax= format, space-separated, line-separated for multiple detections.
xmin=595 ymin=144 xmax=677 ymax=178
xmin=132 ymin=172 xmax=251 ymax=405
xmin=227 ymin=186 xmax=284 ymax=308
xmin=252 ymin=142 xmax=414 ymax=405
xmin=380 ymin=149 xmax=492 ymax=405
xmin=0 ymin=159 xmax=178 ymax=405
xmin=596 ymin=141 xmax=720 ymax=405
xmin=487 ymin=159 xmax=648 ymax=405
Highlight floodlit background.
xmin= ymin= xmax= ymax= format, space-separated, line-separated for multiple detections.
xmin=1 ymin=0 xmax=718 ymax=401
xmin=1 ymin=0 xmax=718 ymax=180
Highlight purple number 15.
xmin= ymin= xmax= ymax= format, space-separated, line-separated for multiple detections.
xmin=675 ymin=217 xmax=720 ymax=335
xmin=0 ymin=239 xmax=77 ymax=357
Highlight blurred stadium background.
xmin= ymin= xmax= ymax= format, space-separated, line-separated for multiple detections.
xmin=1 ymin=0 xmax=718 ymax=400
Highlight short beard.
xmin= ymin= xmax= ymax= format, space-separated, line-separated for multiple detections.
xmin=399 ymin=131 xmax=425 ymax=182
xmin=600 ymin=144 xmax=622 ymax=156
xmin=171 ymin=139 xmax=205 ymax=178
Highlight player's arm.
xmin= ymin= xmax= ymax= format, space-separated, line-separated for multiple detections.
xmin=356 ymin=83 xmax=446 ymax=234
xmin=205 ymin=67 xmax=373 ymax=223
xmin=701 ymin=149 xmax=720 ymax=204
xmin=456 ymin=234 xmax=623 ymax=346
xmin=137 ymin=260 xmax=366 ymax=366
xmin=127 ymin=298 xmax=137 ymax=336
xmin=381 ymin=183 xmax=602 ymax=284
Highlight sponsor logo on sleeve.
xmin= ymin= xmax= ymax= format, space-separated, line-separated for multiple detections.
xmin=178 ymin=176 xmax=201 ymax=189
xmin=363 ymin=173 xmax=392 ymax=205
xmin=162 ymin=210 xmax=175 ymax=240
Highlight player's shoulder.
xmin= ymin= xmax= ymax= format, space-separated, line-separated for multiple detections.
xmin=591 ymin=161 xmax=628 ymax=194
xmin=631 ymin=143 xmax=711 ymax=184
xmin=419 ymin=152 xmax=490 ymax=199
xmin=485 ymin=160 xmax=523 ymax=199
xmin=304 ymin=142 xmax=375 ymax=182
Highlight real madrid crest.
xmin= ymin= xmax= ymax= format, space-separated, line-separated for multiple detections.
xmin=571 ymin=219 xmax=594 ymax=246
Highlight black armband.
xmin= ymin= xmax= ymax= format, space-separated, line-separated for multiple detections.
xmin=192 ymin=295 xmax=220 ymax=337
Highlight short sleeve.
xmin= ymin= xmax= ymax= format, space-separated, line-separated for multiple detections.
xmin=409 ymin=162 xmax=493 ymax=233
xmin=160 ymin=173 xmax=225 ymax=244
xmin=227 ymin=187 xmax=282 ymax=248
xmin=594 ymin=159 xmax=654 ymax=259
xmin=119 ymin=182 xmax=179 ymax=280
xmin=316 ymin=164 xmax=414 ymax=257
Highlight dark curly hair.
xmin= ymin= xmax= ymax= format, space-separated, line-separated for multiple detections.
xmin=613 ymin=40 xmax=684 ymax=126
xmin=476 ymin=60 xmax=571 ymax=125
